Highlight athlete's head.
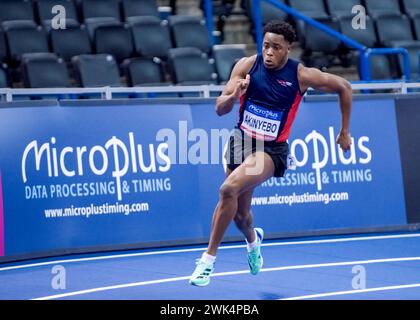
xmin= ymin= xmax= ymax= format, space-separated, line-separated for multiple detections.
xmin=262 ymin=21 xmax=296 ymax=70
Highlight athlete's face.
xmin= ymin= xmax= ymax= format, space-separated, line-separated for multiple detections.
xmin=262 ymin=32 xmax=291 ymax=70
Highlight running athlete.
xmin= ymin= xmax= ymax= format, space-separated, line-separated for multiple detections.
xmin=190 ymin=21 xmax=352 ymax=286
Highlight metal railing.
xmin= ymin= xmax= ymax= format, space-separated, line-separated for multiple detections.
xmin=360 ymin=48 xmax=411 ymax=81
xmin=1 ymin=82 xmax=420 ymax=102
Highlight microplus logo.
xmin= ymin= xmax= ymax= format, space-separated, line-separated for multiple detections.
xmin=289 ymin=126 xmax=372 ymax=190
xmin=21 ymin=133 xmax=171 ymax=201
xmin=248 ymin=104 xmax=280 ymax=120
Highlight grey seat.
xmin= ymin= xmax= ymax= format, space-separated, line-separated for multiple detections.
xmin=245 ymin=0 xmax=288 ymax=24
xmin=213 ymin=44 xmax=246 ymax=84
xmin=168 ymin=47 xmax=217 ymax=85
xmin=364 ymin=0 xmax=402 ymax=19
xmin=325 ymin=0 xmax=361 ymax=18
xmin=168 ymin=16 xmax=212 ymax=55
xmin=300 ymin=17 xmax=341 ymax=69
xmin=0 ymin=30 xmax=7 ymax=62
xmin=122 ymin=0 xmax=160 ymax=21
xmin=288 ymin=0 xmax=329 ymax=19
xmin=50 ymin=24 xmax=91 ymax=61
xmin=82 ymin=0 xmax=120 ymax=21
xmin=401 ymin=0 xmax=420 ymax=19
xmin=22 ymin=52 xmax=70 ymax=88
xmin=339 ymin=15 xmax=377 ymax=48
xmin=0 ymin=66 xmax=10 ymax=87
xmin=93 ymin=22 xmax=134 ymax=61
xmin=413 ymin=13 xmax=420 ymax=40
xmin=36 ymin=0 xmax=79 ymax=26
xmin=0 ymin=0 xmax=35 ymax=23
xmin=375 ymin=14 xmax=414 ymax=47
xmin=3 ymin=21 xmax=50 ymax=61
xmin=129 ymin=16 xmax=172 ymax=59
xmin=72 ymin=54 xmax=122 ymax=87
xmin=390 ymin=40 xmax=420 ymax=80
xmin=122 ymin=57 xmax=166 ymax=86
xmin=358 ymin=55 xmax=398 ymax=80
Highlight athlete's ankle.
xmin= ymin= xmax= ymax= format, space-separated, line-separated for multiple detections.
xmin=201 ymin=252 xmax=216 ymax=264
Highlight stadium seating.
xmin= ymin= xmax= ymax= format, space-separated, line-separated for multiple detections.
xmin=413 ymin=13 xmax=420 ymax=40
xmin=129 ymin=16 xmax=173 ymax=59
xmin=212 ymin=44 xmax=246 ymax=83
xmin=401 ymin=0 xmax=420 ymax=18
xmin=325 ymin=0 xmax=361 ymax=19
xmin=390 ymin=40 xmax=420 ymax=80
xmin=168 ymin=16 xmax=212 ymax=54
xmin=122 ymin=0 xmax=160 ymax=21
xmin=364 ymin=0 xmax=402 ymax=19
xmin=0 ymin=66 xmax=10 ymax=87
xmin=36 ymin=0 xmax=79 ymax=26
xmin=21 ymin=53 xmax=70 ymax=88
xmin=245 ymin=0 xmax=288 ymax=25
xmin=81 ymin=0 xmax=120 ymax=21
xmin=0 ymin=30 xmax=7 ymax=63
xmin=122 ymin=57 xmax=166 ymax=86
xmin=299 ymin=17 xmax=341 ymax=69
xmin=93 ymin=22 xmax=134 ymax=61
xmin=0 ymin=0 xmax=35 ymax=24
xmin=168 ymin=47 xmax=217 ymax=84
xmin=339 ymin=15 xmax=377 ymax=48
xmin=50 ymin=24 xmax=92 ymax=61
xmin=375 ymin=14 xmax=414 ymax=47
xmin=3 ymin=21 xmax=50 ymax=62
xmin=72 ymin=54 xmax=122 ymax=87
xmin=288 ymin=0 xmax=329 ymax=19
xmin=84 ymin=17 xmax=119 ymax=38
xmin=359 ymin=55 xmax=399 ymax=80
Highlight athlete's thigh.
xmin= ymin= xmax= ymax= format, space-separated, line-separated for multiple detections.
xmin=223 ymin=151 xmax=275 ymax=196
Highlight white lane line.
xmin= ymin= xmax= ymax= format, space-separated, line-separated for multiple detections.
xmin=281 ymin=283 xmax=420 ymax=300
xmin=32 ymin=256 xmax=420 ymax=300
xmin=3 ymin=233 xmax=420 ymax=272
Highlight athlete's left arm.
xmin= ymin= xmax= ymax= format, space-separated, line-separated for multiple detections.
xmin=298 ymin=65 xmax=352 ymax=152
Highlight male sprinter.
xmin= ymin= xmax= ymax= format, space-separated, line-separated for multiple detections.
xmin=190 ymin=21 xmax=352 ymax=286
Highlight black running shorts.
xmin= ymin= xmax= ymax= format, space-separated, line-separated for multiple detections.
xmin=224 ymin=128 xmax=289 ymax=177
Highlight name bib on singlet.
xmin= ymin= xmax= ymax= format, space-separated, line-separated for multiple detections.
xmin=240 ymin=101 xmax=283 ymax=141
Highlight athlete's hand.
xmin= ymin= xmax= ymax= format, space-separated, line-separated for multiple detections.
xmin=336 ymin=130 xmax=352 ymax=152
xmin=232 ymin=74 xmax=250 ymax=99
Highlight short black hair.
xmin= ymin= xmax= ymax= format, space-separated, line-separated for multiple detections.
xmin=263 ymin=20 xmax=296 ymax=43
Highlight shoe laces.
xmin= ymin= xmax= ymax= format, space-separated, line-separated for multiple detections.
xmin=193 ymin=259 xmax=213 ymax=276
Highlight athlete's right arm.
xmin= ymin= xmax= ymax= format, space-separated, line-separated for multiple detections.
xmin=215 ymin=56 xmax=256 ymax=116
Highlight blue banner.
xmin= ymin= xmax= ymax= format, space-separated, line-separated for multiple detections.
xmin=0 ymin=98 xmax=408 ymax=259
xmin=0 ymin=104 xmax=203 ymax=257
xmin=250 ymin=98 xmax=407 ymax=232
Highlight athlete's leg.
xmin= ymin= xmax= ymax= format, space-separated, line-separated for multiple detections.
xmin=211 ymin=168 xmax=256 ymax=243
xmin=206 ymin=151 xmax=275 ymax=256
xmin=233 ymin=188 xmax=256 ymax=243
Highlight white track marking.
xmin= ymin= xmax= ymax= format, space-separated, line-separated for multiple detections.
xmin=282 ymin=283 xmax=420 ymax=300
xmin=2 ymin=233 xmax=420 ymax=272
xmin=32 ymin=256 xmax=420 ymax=300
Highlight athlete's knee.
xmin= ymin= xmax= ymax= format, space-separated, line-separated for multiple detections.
xmin=219 ymin=181 xmax=240 ymax=200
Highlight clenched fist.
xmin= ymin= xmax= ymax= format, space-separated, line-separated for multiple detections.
xmin=336 ymin=130 xmax=352 ymax=152
xmin=232 ymin=74 xmax=250 ymax=99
